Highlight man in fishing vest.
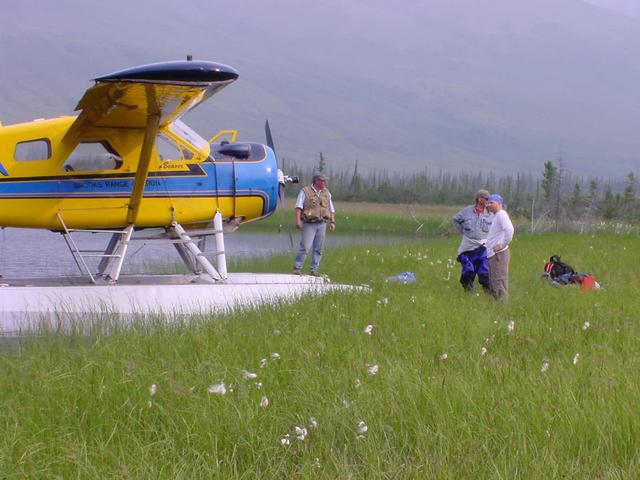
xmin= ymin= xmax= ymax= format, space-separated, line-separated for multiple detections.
xmin=452 ymin=189 xmax=492 ymax=292
xmin=292 ymin=172 xmax=336 ymax=276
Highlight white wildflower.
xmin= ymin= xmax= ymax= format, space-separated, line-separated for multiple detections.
xmin=343 ymin=399 xmax=350 ymax=409
xmin=259 ymin=358 xmax=267 ymax=368
xmin=540 ymin=360 xmax=550 ymax=373
xmin=309 ymin=417 xmax=318 ymax=429
xmin=270 ymin=352 xmax=281 ymax=360
xmin=367 ymin=364 xmax=379 ymax=375
xmin=243 ymin=370 xmax=258 ymax=380
xmin=573 ymin=353 xmax=580 ymax=365
xmin=260 ymin=396 xmax=269 ymax=408
xmin=149 ymin=384 xmax=157 ymax=396
xmin=313 ymin=457 xmax=321 ymax=470
xmin=480 ymin=347 xmax=488 ymax=356
xmin=364 ymin=324 xmax=374 ymax=335
xmin=295 ymin=426 xmax=308 ymax=441
xmin=354 ymin=378 xmax=362 ymax=388
xmin=439 ymin=353 xmax=448 ymax=361
xmin=280 ymin=434 xmax=291 ymax=447
xmin=208 ymin=382 xmax=227 ymax=395
xmin=147 ymin=400 xmax=153 ymax=408
xmin=507 ymin=320 xmax=515 ymax=333
xmin=356 ymin=434 xmax=366 ymax=440
xmin=582 ymin=321 xmax=590 ymax=331
xmin=410 ymin=296 xmax=416 ymax=303
xmin=357 ymin=421 xmax=368 ymax=434
xmin=255 ymin=381 xmax=263 ymax=389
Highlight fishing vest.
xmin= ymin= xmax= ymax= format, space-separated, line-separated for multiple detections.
xmin=301 ymin=185 xmax=332 ymax=222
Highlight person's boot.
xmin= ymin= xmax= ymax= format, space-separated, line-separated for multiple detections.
xmin=292 ymin=268 xmax=301 ymax=275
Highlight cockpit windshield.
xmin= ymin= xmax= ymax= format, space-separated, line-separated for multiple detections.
xmin=167 ymin=119 xmax=208 ymax=153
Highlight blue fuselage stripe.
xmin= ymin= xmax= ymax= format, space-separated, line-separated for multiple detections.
xmin=0 ymin=149 xmax=280 ymax=215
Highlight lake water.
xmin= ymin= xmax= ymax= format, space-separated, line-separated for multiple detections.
xmin=0 ymin=227 xmax=410 ymax=278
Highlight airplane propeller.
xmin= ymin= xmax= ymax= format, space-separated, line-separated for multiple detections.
xmin=265 ymin=120 xmax=298 ymax=208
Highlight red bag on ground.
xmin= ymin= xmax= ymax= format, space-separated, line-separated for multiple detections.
xmin=581 ymin=275 xmax=596 ymax=290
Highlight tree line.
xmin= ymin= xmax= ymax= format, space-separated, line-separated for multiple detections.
xmin=284 ymin=154 xmax=639 ymax=224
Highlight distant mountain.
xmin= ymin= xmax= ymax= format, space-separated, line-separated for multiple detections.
xmin=584 ymin=0 xmax=640 ymax=17
xmin=1 ymin=0 xmax=639 ymax=176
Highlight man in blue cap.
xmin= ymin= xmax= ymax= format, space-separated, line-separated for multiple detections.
xmin=452 ymin=189 xmax=492 ymax=292
xmin=485 ymin=194 xmax=514 ymax=299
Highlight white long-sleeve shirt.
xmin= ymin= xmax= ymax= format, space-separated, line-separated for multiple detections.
xmin=485 ymin=209 xmax=514 ymax=258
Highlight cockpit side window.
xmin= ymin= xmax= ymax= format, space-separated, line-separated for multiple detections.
xmin=62 ymin=141 xmax=122 ymax=172
xmin=14 ymin=138 xmax=51 ymax=161
xmin=156 ymin=134 xmax=194 ymax=161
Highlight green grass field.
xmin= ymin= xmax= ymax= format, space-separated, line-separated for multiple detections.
xmin=1 ymin=230 xmax=639 ymax=478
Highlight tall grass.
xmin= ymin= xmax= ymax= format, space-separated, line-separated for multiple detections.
xmin=1 ymin=232 xmax=639 ymax=478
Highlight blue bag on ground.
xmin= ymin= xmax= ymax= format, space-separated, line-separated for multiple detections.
xmin=386 ymin=272 xmax=416 ymax=283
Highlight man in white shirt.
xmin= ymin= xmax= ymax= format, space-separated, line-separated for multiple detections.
xmin=485 ymin=194 xmax=514 ymax=300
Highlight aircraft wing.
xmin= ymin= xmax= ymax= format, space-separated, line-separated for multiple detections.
xmin=65 ymin=60 xmax=238 ymax=137
xmin=63 ymin=60 xmax=239 ymax=225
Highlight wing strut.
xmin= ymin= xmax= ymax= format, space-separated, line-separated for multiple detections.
xmin=126 ymin=85 xmax=160 ymax=225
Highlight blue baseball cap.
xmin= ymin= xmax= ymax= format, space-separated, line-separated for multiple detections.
xmin=488 ymin=194 xmax=504 ymax=204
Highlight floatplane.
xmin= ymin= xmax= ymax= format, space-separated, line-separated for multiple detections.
xmin=0 ymin=59 xmax=356 ymax=328
xmin=0 ymin=58 xmax=298 ymax=283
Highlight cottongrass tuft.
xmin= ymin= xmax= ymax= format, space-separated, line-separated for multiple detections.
xmin=295 ymin=426 xmax=308 ymax=441
xmin=243 ymin=370 xmax=258 ymax=380
xmin=480 ymin=347 xmax=487 ymax=356
xmin=367 ymin=364 xmax=379 ymax=375
xmin=364 ymin=324 xmax=374 ymax=335
xmin=540 ymin=360 xmax=550 ymax=373
xmin=208 ymin=382 xmax=227 ymax=395
xmin=439 ymin=353 xmax=448 ymax=361
xmin=149 ymin=384 xmax=157 ymax=396
xmin=260 ymin=396 xmax=269 ymax=408
xmin=270 ymin=352 xmax=281 ymax=360
xmin=259 ymin=358 xmax=267 ymax=368
xmin=255 ymin=381 xmax=263 ymax=389
xmin=507 ymin=320 xmax=515 ymax=333
xmin=313 ymin=457 xmax=321 ymax=470
xmin=280 ymin=434 xmax=291 ymax=447
xmin=582 ymin=321 xmax=591 ymax=331
xmin=358 ymin=421 xmax=368 ymax=435
xmin=309 ymin=417 xmax=318 ymax=429
xmin=573 ymin=353 xmax=580 ymax=365
xmin=354 ymin=378 xmax=362 ymax=388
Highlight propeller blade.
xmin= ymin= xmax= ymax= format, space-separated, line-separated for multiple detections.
xmin=265 ymin=120 xmax=276 ymax=155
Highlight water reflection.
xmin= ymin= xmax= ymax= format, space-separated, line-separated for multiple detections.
xmin=0 ymin=227 xmax=409 ymax=278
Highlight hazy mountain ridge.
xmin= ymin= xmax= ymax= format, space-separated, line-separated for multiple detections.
xmin=1 ymin=0 xmax=639 ymax=176
xmin=584 ymin=0 xmax=640 ymax=17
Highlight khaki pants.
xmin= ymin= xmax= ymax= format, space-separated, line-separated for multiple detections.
xmin=489 ymin=249 xmax=510 ymax=300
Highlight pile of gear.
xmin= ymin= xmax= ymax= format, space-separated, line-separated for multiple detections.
xmin=542 ymin=255 xmax=601 ymax=290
